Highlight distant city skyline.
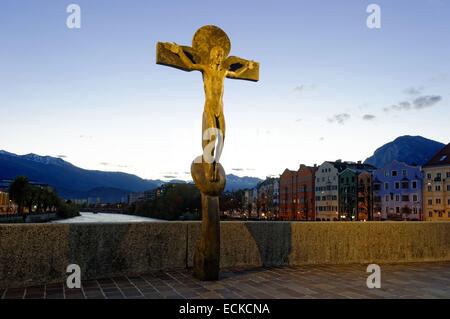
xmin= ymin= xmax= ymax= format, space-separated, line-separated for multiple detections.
xmin=1 ymin=0 xmax=449 ymax=180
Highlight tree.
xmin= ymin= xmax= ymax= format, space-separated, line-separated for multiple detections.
xmin=8 ymin=176 xmax=30 ymax=215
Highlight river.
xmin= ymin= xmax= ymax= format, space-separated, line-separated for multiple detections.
xmin=51 ymin=212 xmax=163 ymax=223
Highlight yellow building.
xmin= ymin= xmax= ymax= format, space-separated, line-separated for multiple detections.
xmin=423 ymin=144 xmax=450 ymax=221
xmin=0 ymin=191 xmax=12 ymax=214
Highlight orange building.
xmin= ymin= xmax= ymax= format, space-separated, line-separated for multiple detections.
xmin=279 ymin=164 xmax=317 ymax=220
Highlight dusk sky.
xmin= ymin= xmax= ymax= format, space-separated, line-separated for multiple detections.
xmin=1 ymin=0 xmax=449 ymax=181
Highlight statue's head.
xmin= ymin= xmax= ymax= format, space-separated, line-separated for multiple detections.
xmin=209 ymin=46 xmax=225 ymax=67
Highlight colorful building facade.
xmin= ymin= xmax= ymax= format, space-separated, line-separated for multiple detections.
xmin=256 ymin=177 xmax=279 ymax=219
xmin=279 ymin=165 xmax=317 ymax=220
xmin=315 ymin=161 xmax=341 ymax=221
xmin=373 ymin=160 xmax=423 ymax=221
xmin=339 ymin=168 xmax=375 ymax=221
xmin=422 ymin=144 xmax=450 ymax=221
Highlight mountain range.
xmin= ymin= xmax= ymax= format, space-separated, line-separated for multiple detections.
xmin=0 ymin=135 xmax=447 ymax=202
xmin=0 ymin=151 xmax=262 ymax=202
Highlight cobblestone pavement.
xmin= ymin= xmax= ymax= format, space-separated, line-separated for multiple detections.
xmin=2 ymin=262 xmax=450 ymax=299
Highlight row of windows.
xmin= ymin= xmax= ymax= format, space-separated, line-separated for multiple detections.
xmin=316 ymin=206 xmax=338 ymax=212
xmin=426 ymin=172 xmax=450 ymax=179
xmin=427 ymin=198 xmax=450 ymax=206
xmin=331 ymin=177 xmax=372 ymax=186
xmin=384 ymin=170 xmax=409 ymax=177
xmin=426 ymin=185 xmax=450 ymax=192
xmin=382 ymin=181 xmax=418 ymax=190
xmin=315 ymin=185 xmax=338 ymax=191
xmin=385 ymin=207 xmax=421 ymax=214
xmin=280 ymin=198 xmax=309 ymax=204
xmin=385 ymin=194 xmax=419 ymax=202
xmin=315 ymin=195 xmax=338 ymax=201
xmin=428 ymin=211 xmax=450 ymax=218
xmin=316 ymin=176 xmax=337 ymax=183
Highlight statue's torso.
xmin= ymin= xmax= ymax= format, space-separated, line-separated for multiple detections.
xmin=202 ymin=66 xmax=226 ymax=117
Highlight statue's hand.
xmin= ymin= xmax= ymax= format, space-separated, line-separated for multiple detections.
xmin=166 ymin=42 xmax=180 ymax=54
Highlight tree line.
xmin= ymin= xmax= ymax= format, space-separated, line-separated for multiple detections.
xmin=128 ymin=183 xmax=245 ymax=221
xmin=8 ymin=176 xmax=79 ymax=219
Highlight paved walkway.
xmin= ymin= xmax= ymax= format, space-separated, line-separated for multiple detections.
xmin=2 ymin=262 xmax=450 ymax=299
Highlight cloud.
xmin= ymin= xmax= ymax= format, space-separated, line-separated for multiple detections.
xmin=404 ymin=86 xmax=424 ymax=96
xmin=163 ymin=175 xmax=177 ymax=179
xmin=413 ymin=95 xmax=442 ymax=109
xmin=293 ymin=84 xmax=316 ymax=93
xmin=57 ymin=154 xmax=67 ymax=159
xmin=319 ymin=137 xmax=325 ymax=141
xmin=295 ymin=118 xmax=302 ymax=122
xmin=362 ymin=114 xmax=376 ymax=121
xmin=99 ymin=162 xmax=128 ymax=168
xmin=327 ymin=113 xmax=351 ymax=125
xmin=384 ymin=95 xmax=442 ymax=112
xmin=232 ymin=168 xmax=244 ymax=172
xmin=246 ymin=168 xmax=256 ymax=171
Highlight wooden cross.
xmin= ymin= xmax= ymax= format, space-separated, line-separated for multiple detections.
xmin=156 ymin=25 xmax=259 ymax=281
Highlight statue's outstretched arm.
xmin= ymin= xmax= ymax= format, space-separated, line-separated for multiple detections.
xmin=165 ymin=42 xmax=204 ymax=71
xmin=227 ymin=60 xmax=255 ymax=77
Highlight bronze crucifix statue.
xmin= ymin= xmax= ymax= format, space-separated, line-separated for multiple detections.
xmin=156 ymin=25 xmax=259 ymax=280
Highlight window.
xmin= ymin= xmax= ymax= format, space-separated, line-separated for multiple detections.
xmin=427 ymin=173 xmax=432 ymax=179
xmin=447 ymin=172 xmax=450 ymax=178
xmin=385 ymin=171 xmax=389 ymax=177
xmin=427 ymin=185 xmax=432 ymax=192
xmin=448 ymin=199 xmax=450 ymax=205
xmin=437 ymin=173 xmax=442 ymax=178
xmin=395 ymin=182 xmax=400 ymax=189
xmin=395 ymin=195 xmax=400 ymax=201
xmin=385 ymin=195 xmax=389 ymax=202
xmin=412 ymin=181 xmax=417 ymax=189
xmin=392 ymin=170 xmax=398 ymax=177
xmin=401 ymin=181 xmax=409 ymax=189
xmin=402 ymin=195 xmax=409 ymax=202
xmin=438 ymin=212 xmax=443 ymax=218
xmin=384 ymin=183 xmax=389 ymax=190
xmin=447 ymin=185 xmax=450 ymax=191
xmin=436 ymin=198 xmax=442 ymax=204
xmin=413 ymin=195 xmax=418 ymax=202
xmin=402 ymin=170 xmax=407 ymax=177
xmin=428 ymin=199 xmax=433 ymax=206
xmin=436 ymin=185 xmax=441 ymax=191
xmin=429 ymin=211 xmax=433 ymax=217
xmin=396 ymin=207 xmax=400 ymax=214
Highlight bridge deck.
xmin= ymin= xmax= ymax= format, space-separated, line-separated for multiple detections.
xmin=2 ymin=261 xmax=450 ymax=299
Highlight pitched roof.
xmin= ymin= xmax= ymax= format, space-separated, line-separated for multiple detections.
xmin=423 ymin=143 xmax=450 ymax=167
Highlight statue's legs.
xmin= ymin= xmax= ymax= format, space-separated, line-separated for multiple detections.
xmin=193 ymin=194 xmax=220 ymax=281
